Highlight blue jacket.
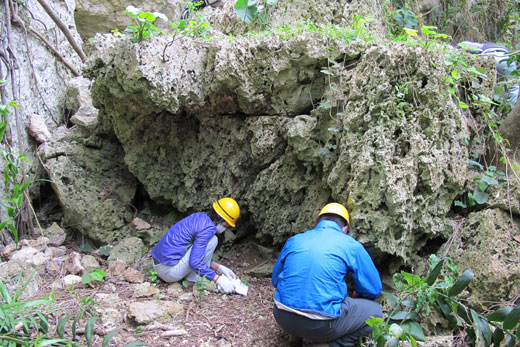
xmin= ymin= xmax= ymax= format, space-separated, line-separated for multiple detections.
xmin=151 ymin=212 xmax=217 ymax=281
xmin=272 ymin=220 xmax=382 ymax=317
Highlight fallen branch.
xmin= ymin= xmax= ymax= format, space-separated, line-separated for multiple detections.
xmin=142 ymin=321 xmax=184 ymax=332
xmin=36 ymin=0 xmax=87 ymax=62
xmin=161 ymin=330 xmax=188 ymax=337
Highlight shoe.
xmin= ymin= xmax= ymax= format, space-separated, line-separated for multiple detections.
xmin=288 ymin=334 xmax=303 ymax=347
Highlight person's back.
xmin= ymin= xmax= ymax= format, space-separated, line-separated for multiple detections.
xmin=272 ymin=203 xmax=383 ymax=347
xmin=273 ymin=220 xmax=381 ymax=317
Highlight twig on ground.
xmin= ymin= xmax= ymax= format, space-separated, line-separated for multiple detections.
xmin=142 ymin=321 xmax=184 ymax=332
xmin=161 ymin=329 xmax=188 ymax=337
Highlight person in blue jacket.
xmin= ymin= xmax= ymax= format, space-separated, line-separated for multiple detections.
xmin=151 ymin=197 xmax=240 ymax=294
xmin=272 ymin=202 xmax=383 ymax=347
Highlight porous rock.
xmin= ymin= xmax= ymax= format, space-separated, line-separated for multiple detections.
xmin=38 ymin=125 xmax=137 ymax=243
xmin=128 ymin=300 xmax=184 ymax=324
xmin=443 ymin=208 xmax=520 ymax=309
xmin=84 ymin=32 xmax=468 ymax=265
xmin=107 ymin=237 xmax=145 ymax=267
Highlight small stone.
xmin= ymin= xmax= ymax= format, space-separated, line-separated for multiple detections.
xmin=132 ymin=217 xmax=151 ymax=230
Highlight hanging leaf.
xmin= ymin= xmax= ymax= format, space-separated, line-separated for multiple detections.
xmin=477 ymin=317 xmax=492 ymax=346
xmin=389 ymin=310 xmax=420 ymax=321
xmin=436 ymin=298 xmax=457 ymax=326
xmin=488 ymin=306 xmax=513 ymax=322
xmin=427 ymin=258 xmax=445 ymax=285
xmin=481 ymin=175 xmax=498 ymax=186
xmin=234 ymin=0 xmax=258 ymax=23
xmin=492 ymin=327 xmax=504 ymax=346
xmin=382 ymin=291 xmax=399 ymax=309
xmin=472 ymin=190 xmax=488 ymax=204
xmin=401 ymin=320 xmax=426 ymax=341
xmin=503 ymin=305 xmax=520 ymax=330
xmin=448 ymin=269 xmax=474 ymax=297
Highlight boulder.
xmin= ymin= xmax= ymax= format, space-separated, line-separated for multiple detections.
xmin=127 ymin=300 xmax=184 ymax=324
xmin=443 ymin=208 xmax=520 ymax=310
xmin=38 ymin=125 xmax=137 ymax=243
xmin=45 ymin=223 xmax=67 ymax=246
xmin=86 ymin=32 xmax=468 ymax=264
xmin=108 ymin=237 xmax=145 ymax=267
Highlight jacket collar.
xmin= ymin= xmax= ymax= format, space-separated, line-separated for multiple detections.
xmin=315 ymin=220 xmax=344 ymax=233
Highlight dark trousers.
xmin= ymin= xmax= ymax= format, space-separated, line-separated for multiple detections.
xmin=273 ymin=297 xmax=383 ymax=347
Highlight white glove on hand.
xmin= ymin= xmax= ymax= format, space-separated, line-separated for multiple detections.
xmin=216 ymin=275 xmax=234 ymax=294
xmin=218 ymin=265 xmax=236 ymax=279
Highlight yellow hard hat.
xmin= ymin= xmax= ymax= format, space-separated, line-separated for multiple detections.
xmin=316 ymin=202 xmax=350 ymax=225
xmin=213 ymin=197 xmax=240 ymax=227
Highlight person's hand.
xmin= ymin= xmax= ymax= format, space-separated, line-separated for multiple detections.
xmin=216 ymin=275 xmax=235 ymax=294
xmin=218 ymin=264 xmax=236 ymax=279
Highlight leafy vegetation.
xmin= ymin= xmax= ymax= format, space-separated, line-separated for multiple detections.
xmin=81 ymin=269 xmax=108 ymax=285
xmin=0 ymin=274 xmax=142 ymax=347
xmin=368 ymin=254 xmax=520 ymax=346
xmin=234 ymin=0 xmax=278 ymax=29
xmin=0 ymin=100 xmax=32 ymax=246
xmin=124 ymin=5 xmax=168 ymax=43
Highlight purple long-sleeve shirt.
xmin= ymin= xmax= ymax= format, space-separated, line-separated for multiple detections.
xmin=151 ymin=212 xmax=218 ymax=281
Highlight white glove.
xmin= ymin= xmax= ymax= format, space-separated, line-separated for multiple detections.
xmin=216 ymin=275 xmax=234 ymax=294
xmin=218 ymin=264 xmax=236 ymax=279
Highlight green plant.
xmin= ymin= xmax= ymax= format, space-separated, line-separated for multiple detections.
xmin=170 ymin=16 xmax=212 ymax=39
xmin=0 ymin=275 xmax=126 ymax=347
xmin=0 ymin=100 xmax=32 ymax=246
xmin=455 ymin=162 xmax=504 ymax=208
xmin=148 ymin=269 xmax=160 ymax=284
xmin=81 ymin=269 xmax=107 ymax=285
xmin=234 ymin=0 xmax=278 ymax=29
xmin=393 ymin=6 xmax=417 ymax=30
xmin=372 ymin=254 xmax=520 ymax=346
xmin=241 ymin=275 xmax=251 ymax=286
xmin=402 ymin=25 xmax=450 ymax=50
xmin=99 ymin=245 xmax=112 ymax=257
xmin=124 ymin=5 xmax=168 ymax=43
xmin=195 ymin=276 xmax=211 ymax=301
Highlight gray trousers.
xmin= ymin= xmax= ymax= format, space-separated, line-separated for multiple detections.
xmin=273 ymin=297 xmax=383 ymax=347
xmin=153 ymin=235 xmax=218 ymax=282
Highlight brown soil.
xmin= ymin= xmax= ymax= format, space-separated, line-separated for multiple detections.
xmin=32 ymin=241 xmax=308 ymax=347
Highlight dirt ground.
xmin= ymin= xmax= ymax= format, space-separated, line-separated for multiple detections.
xmin=32 ymin=240 xmax=306 ymax=347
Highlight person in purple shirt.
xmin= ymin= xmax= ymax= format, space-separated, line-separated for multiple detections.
xmin=151 ymin=197 xmax=240 ymax=294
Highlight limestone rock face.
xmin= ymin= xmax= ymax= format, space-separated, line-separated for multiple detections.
xmin=444 ymin=208 xmax=520 ymax=309
xmin=38 ymin=126 xmax=137 ymax=243
xmin=85 ymin=32 xmax=468 ymax=264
